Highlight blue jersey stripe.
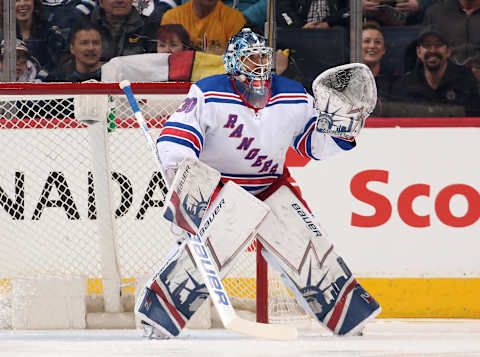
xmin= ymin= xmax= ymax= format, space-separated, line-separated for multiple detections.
xmin=205 ymin=98 xmax=245 ymax=106
xmin=293 ymin=117 xmax=317 ymax=149
xmin=266 ymin=100 xmax=308 ymax=107
xmin=306 ymin=130 xmax=321 ymax=160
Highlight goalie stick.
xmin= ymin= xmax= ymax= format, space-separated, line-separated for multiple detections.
xmin=119 ymin=80 xmax=297 ymax=340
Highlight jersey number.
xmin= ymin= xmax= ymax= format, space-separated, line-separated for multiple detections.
xmin=176 ymin=97 xmax=197 ymax=113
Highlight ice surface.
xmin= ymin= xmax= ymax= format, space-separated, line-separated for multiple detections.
xmin=0 ymin=319 xmax=480 ymax=357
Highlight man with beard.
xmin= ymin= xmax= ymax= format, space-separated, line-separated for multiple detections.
xmin=423 ymin=0 xmax=480 ymax=67
xmin=391 ymin=25 xmax=480 ymax=117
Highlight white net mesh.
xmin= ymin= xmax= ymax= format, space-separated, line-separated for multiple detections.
xmin=0 ymin=83 xmax=310 ymax=329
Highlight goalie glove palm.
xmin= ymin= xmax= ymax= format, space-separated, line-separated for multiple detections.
xmin=313 ymin=63 xmax=377 ymax=139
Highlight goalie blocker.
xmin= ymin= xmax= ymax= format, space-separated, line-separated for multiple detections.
xmin=135 ymin=164 xmax=380 ymax=338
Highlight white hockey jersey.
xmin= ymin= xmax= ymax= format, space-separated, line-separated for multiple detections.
xmin=157 ymin=74 xmax=355 ymax=195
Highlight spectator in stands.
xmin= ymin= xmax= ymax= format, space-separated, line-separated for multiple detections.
xmin=16 ymin=0 xmax=43 ymax=44
xmin=0 ymin=39 xmax=42 ymax=81
xmin=174 ymin=0 xmax=264 ymax=33
xmin=2 ymin=0 xmax=65 ymax=72
xmin=362 ymin=22 xmax=398 ymax=115
xmin=155 ymin=24 xmax=288 ymax=78
xmin=46 ymin=21 xmax=103 ymax=82
xmin=391 ymin=26 xmax=480 ymax=116
xmin=155 ymin=24 xmax=193 ymax=53
xmin=395 ymin=0 xmax=439 ymax=25
xmin=364 ymin=0 xmax=439 ymax=26
xmin=140 ymin=0 xmax=181 ymax=49
xmin=277 ymin=0 xmax=349 ymax=29
xmin=90 ymin=0 xmax=148 ymax=63
xmin=161 ymin=0 xmax=245 ymax=55
xmin=423 ymin=0 xmax=480 ymax=66
xmin=42 ymin=0 xmax=96 ymax=55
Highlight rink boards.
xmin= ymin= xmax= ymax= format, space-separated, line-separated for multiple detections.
xmin=1 ymin=118 xmax=480 ymax=318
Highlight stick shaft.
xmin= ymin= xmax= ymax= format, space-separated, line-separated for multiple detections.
xmin=119 ymin=80 xmax=297 ymax=340
xmin=120 ymin=80 xmax=237 ymax=325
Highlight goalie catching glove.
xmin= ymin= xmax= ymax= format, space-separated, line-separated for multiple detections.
xmin=312 ymin=63 xmax=377 ymax=139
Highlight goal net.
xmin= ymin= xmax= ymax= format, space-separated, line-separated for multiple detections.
xmin=0 ymin=82 xmax=310 ymax=330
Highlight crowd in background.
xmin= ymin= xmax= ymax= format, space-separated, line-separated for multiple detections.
xmin=0 ymin=0 xmax=479 ymax=116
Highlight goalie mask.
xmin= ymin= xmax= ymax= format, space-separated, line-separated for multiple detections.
xmin=223 ymin=28 xmax=273 ymax=109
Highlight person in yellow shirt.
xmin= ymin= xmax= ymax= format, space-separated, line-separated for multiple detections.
xmin=161 ymin=0 xmax=246 ymax=55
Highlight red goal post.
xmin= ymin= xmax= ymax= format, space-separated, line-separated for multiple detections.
xmin=0 ymin=82 xmax=307 ymax=329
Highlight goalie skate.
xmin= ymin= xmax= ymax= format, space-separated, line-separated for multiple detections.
xmin=141 ymin=321 xmax=172 ymax=340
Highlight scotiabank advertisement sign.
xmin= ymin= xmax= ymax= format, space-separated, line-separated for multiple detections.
xmin=289 ymin=126 xmax=480 ymax=278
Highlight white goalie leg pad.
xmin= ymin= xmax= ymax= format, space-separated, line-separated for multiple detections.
xmin=135 ymin=181 xmax=270 ymax=338
xmin=256 ymin=185 xmax=381 ymax=336
xmin=199 ymin=181 xmax=270 ymax=275
xmin=163 ymin=158 xmax=269 ymax=276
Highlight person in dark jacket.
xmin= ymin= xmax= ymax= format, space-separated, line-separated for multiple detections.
xmin=42 ymin=0 xmax=96 ymax=54
xmin=391 ymin=25 xmax=480 ymax=117
xmin=46 ymin=21 xmax=102 ymax=82
xmin=0 ymin=0 xmax=66 ymax=72
xmin=363 ymin=0 xmax=439 ymax=27
xmin=90 ymin=0 xmax=148 ymax=63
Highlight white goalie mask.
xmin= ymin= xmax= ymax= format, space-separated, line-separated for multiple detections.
xmin=223 ymin=28 xmax=273 ymax=109
xmin=312 ymin=63 xmax=377 ymax=139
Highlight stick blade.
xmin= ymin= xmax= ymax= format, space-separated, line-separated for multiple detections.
xmin=226 ymin=317 xmax=297 ymax=340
